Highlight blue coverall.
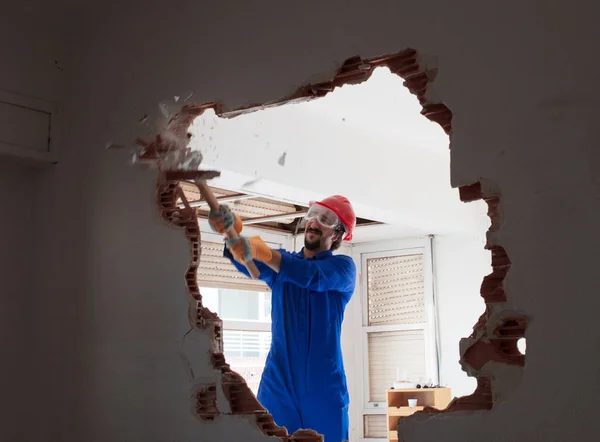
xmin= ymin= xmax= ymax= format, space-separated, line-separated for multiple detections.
xmin=224 ymin=246 xmax=356 ymax=442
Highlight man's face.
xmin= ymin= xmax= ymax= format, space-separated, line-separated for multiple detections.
xmin=304 ymin=218 xmax=339 ymax=251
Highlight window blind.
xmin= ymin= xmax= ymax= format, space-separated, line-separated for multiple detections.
xmin=367 ymin=330 xmax=427 ymax=402
xmin=366 ymin=253 xmax=425 ymax=326
xmin=364 ymin=414 xmax=387 ymax=438
xmin=365 ymin=252 xmax=427 ymax=403
xmin=197 ymin=240 xmax=269 ymax=291
xmin=222 ymin=330 xmax=272 ymax=358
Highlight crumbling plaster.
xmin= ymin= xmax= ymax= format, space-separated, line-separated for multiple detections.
xmin=5 ymin=0 xmax=600 ymax=441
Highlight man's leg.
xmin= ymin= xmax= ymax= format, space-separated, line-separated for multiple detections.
xmin=299 ymin=399 xmax=349 ymax=442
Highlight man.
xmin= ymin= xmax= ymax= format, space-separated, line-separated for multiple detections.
xmin=208 ymin=195 xmax=357 ymax=442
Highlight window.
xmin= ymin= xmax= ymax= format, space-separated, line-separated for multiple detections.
xmin=197 ymin=230 xmax=285 ymax=395
xmin=200 ymin=287 xmax=272 ymax=394
xmin=198 ymin=240 xmax=269 ymax=291
xmin=355 ymin=238 xmax=439 ymax=439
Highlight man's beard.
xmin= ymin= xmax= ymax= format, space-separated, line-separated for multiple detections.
xmin=304 ymin=227 xmax=322 ymax=251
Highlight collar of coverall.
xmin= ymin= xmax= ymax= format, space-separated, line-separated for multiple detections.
xmin=296 ymin=248 xmax=333 ymax=260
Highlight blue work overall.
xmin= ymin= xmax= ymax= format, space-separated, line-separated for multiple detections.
xmin=224 ymin=246 xmax=356 ymax=442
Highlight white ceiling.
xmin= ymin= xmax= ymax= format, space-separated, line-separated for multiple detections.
xmin=187 ymin=67 xmax=489 ymax=242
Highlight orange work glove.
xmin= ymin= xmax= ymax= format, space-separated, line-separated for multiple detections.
xmin=227 ymin=236 xmax=273 ymax=264
xmin=208 ymin=204 xmax=243 ymax=234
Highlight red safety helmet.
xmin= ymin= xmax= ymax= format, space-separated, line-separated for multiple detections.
xmin=310 ymin=195 xmax=356 ymax=241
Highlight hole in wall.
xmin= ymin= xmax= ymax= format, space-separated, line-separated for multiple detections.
xmin=180 ymin=67 xmax=489 ymax=437
xmin=517 ymin=337 xmax=526 ymax=355
xmin=126 ymin=48 xmax=528 ymax=442
xmin=182 ymin=66 xmax=490 ymax=441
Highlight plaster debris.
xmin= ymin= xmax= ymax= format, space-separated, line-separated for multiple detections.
xmin=124 ymin=105 xmax=213 ymax=172
xmin=174 ymin=95 xmax=180 ymax=102
xmin=158 ymin=102 xmax=170 ymax=118
xmin=162 ymin=148 xmax=204 ymax=170
xmin=278 ymin=151 xmax=287 ymax=166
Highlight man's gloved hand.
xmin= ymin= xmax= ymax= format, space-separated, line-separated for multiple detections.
xmin=227 ymin=235 xmax=273 ymax=264
xmin=208 ymin=204 xmax=243 ymax=234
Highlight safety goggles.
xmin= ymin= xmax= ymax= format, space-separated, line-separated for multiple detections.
xmin=305 ymin=204 xmax=341 ymax=229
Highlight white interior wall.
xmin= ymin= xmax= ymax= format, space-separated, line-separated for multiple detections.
xmin=432 ymin=233 xmax=490 ymax=398
xmin=188 ymin=68 xmax=487 ymax=240
xmin=5 ymin=1 xmax=600 ymax=441
xmin=341 ymin=233 xmax=488 ymax=442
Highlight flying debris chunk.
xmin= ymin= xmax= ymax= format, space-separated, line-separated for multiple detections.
xmin=278 ymin=152 xmax=287 ymax=167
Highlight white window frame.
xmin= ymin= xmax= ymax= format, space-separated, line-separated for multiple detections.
xmin=352 ymin=236 xmax=439 ymax=439
xmin=198 ymin=221 xmax=287 ymax=331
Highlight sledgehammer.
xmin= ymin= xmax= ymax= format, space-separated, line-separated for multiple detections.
xmin=195 ymin=181 xmax=261 ymax=279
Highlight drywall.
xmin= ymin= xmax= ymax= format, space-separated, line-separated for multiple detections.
xmin=0 ymin=6 xmax=69 ymax=441
xmin=0 ymin=7 xmax=67 ymax=103
xmin=17 ymin=0 xmax=600 ymax=441
xmin=0 ymin=161 xmax=44 ymax=441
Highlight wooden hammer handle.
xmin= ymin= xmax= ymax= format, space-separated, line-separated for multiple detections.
xmin=196 ymin=181 xmax=261 ymax=279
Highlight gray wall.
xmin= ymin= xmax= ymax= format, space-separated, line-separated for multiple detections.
xmin=3 ymin=1 xmax=600 ymax=441
xmin=0 ymin=161 xmax=42 ymax=441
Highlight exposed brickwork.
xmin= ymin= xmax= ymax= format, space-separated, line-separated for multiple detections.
xmin=455 ymin=180 xmax=528 ymax=400
xmin=222 ymin=49 xmax=452 ymax=135
xmin=193 ymin=384 xmax=220 ymax=420
xmin=458 ymin=182 xmax=528 ymax=376
xmin=121 ymin=47 xmax=526 ymax=440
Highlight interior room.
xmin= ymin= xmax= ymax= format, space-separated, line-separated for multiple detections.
xmin=180 ymin=66 xmax=492 ymax=441
xmin=2 ymin=1 xmax=599 ymax=442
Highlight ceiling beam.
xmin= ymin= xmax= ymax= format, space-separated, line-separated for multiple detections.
xmin=185 ymin=193 xmax=254 ymax=208
xmin=243 ymin=210 xmax=308 ymax=225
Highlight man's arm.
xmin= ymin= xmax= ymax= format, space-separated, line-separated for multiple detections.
xmin=270 ymin=251 xmax=356 ymax=293
xmin=223 ymin=245 xmax=278 ymax=287
xmin=227 ymin=236 xmax=356 ymax=293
